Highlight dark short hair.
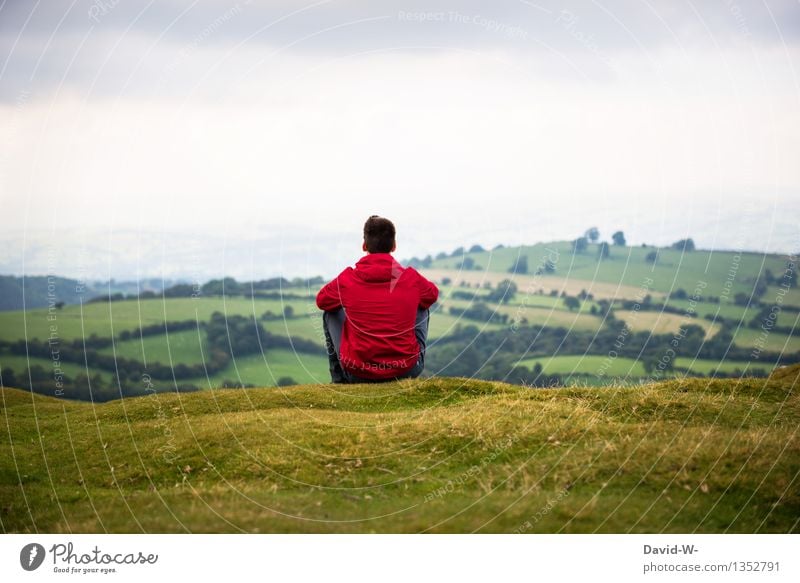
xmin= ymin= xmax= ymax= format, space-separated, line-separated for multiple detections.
xmin=363 ymin=215 xmax=396 ymax=253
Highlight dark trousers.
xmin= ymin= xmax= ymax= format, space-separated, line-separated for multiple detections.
xmin=322 ymin=308 xmax=430 ymax=383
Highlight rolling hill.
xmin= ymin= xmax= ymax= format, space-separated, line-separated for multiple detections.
xmin=0 ymin=240 xmax=796 ymax=398
xmin=1 ymin=373 xmax=797 ymax=533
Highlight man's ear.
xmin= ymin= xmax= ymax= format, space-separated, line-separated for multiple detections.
xmin=391 ymin=241 xmax=396 ymax=253
xmin=362 ymin=241 xmax=368 ymax=253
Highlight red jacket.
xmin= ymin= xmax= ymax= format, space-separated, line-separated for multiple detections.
xmin=316 ymin=253 xmax=439 ymax=379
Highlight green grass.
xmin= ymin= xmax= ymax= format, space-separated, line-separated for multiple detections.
xmin=260 ymin=311 xmax=503 ymax=345
xmin=516 ymin=355 xmax=647 ymax=377
xmin=673 ymin=358 xmax=770 ymax=375
xmin=99 ymin=329 xmax=207 ymax=366
xmin=0 ymin=296 xmax=314 ymax=343
xmin=101 ymin=330 xmax=332 ymax=388
xmin=0 ymin=346 xmax=329 ymax=390
xmin=1 ymin=375 xmax=797 ymax=533
xmin=665 ymin=298 xmax=755 ymax=321
xmin=516 ymin=355 xmax=764 ymax=380
xmin=768 ymin=286 xmax=800 ymax=307
xmin=615 ymin=310 xmax=720 ymax=337
xmin=444 ymin=299 xmax=602 ymax=331
xmin=193 ymin=349 xmax=330 ymax=387
xmin=777 ymin=310 xmax=799 ymax=329
xmin=732 ymin=328 xmax=800 ymax=353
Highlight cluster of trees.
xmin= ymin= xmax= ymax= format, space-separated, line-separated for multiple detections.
xmin=449 ymin=303 xmax=510 ymax=325
xmin=409 ymin=244 xmax=517 ymax=269
xmin=261 ymin=305 xmax=297 ymax=320
xmin=739 ymin=262 xmax=799 ymax=305
xmin=508 ymin=362 xmax=562 ymax=388
xmin=119 ymin=319 xmax=198 ymax=341
xmin=508 ymin=256 xmax=528 ymax=274
xmin=425 ymin=319 xmax=798 ymax=386
xmin=1 ymin=311 xmax=325 ymax=401
xmin=570 ymin=228 xmax=625 ymax=261
xmin=85 ymin=276 xmax=328 ymax=303
xmin=507 ymin=255 xmax=556 ymax=275
xmin=747 ymin=304 xmax=798 ymax=335
xmin=5 ymin=334 xmax=230 ymax=383
xmin=205 ymin=312 xmax=323 ymax=358
xmin=569 ymin=231 xmax=706 ymax=264
xmin=486 ymin=280 xmax=518 ymax=304
xmin=762 ymin=262 xmax=798 ymax=289
xmin=0 ymin=365 xmax=201 ymax=402
xmin=456 ymin=257 xmax=481 ymax=271
xmin=672 ymin=238 xmax=696 ymax=252
xmin=616 ymin=296 xmax=698 ymax=317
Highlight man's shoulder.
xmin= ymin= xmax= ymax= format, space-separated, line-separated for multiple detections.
xmin=401 ymin=264 xmax=431 ymax=281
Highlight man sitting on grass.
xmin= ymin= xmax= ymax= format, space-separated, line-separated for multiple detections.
xmin=316 ymin=215 xmax=439 ymax=383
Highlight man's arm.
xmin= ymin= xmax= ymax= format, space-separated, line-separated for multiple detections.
xmin=415 ymin=270 xmax=439 ymax=310
xmin=316 ymin=274 xmax=345 ymax=311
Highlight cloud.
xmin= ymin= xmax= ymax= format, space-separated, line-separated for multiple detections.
xmin=1 ymin=0 xmax=799 ymax=278
xmin=1 ymin=0 xmax=799 ymax=101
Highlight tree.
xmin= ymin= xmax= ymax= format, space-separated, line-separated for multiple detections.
xmin=201 ymin=277 xmax=240 ymax=296
xmin=508 ymin=255 xmax=528 ymax=275
xmin=487 ymin=279 xmax=517 ymax=304
xmin=597 ymin=242 xmax=610 ymax=260
xmin=734 ymin=292 xmax=750 ymax=306
xmin=645 ymin=250 xmax=658 ymax=264
xmin=435 ymin=252 xmax=448 ymax=260
xmin=276 ymin=377 xmax=296 ymax=387
xmin=612 ymin=231 xmax=626 ymax=246
xmin=563 ymin=296 xmax=581 ymax=311
xmin=283 ymin=305 xmax=294 ymax=319
xmin=642 ymin=357 xmax=658 ymax=375
xmin=441 ymin=277 xmax=452 ymax=286
xmin=784 ymin=262 xmax=798 ymax=288
xmin=468 ymin=244 xmax=485 ymax=253
xmin=572 ymin=237 xmax=588 ymax=254
xmin=672 ymin=238 xmax=696 ymax=252
xmin=458 ymin=257 xmax=475 ymax=270
xmin=585 ymin=227 xmax=600 ymax=243
xmin=451 ymin=247 xmax=465 ymax=257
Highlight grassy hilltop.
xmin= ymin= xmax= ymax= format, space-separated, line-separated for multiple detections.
xmin=2 ymin=368 xmax=798 ymax=533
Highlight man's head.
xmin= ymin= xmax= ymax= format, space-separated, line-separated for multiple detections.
xmin=362 ymin=215 xmax=396 ymax=254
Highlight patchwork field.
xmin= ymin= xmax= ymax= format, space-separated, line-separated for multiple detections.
xmin=1 ymin=242 xmax=796 ymax=397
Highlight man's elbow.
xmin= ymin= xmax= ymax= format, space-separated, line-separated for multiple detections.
xmin=428 ymin=285 xmax=440 ymax=305
xmin=315 ymin=290 xmax=329 ymax=311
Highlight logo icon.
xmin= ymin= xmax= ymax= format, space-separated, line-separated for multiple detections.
xmin=20 ymin=543 xmax=46 ymax=571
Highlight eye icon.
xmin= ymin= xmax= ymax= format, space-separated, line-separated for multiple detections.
xmin=20 ymin=543 xmax=46 ymax=571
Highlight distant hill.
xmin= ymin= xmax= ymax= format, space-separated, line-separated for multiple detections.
xmin=1 ymin=375 xmax=797 ymax=533
xmin=0 ymin=275 xmax=183 ymax=311
xmin=415 ymin=240 xmax=794 ymax=298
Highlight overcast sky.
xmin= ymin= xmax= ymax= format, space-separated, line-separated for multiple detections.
xmin=1 ymin=0 xmax=798 ymax=279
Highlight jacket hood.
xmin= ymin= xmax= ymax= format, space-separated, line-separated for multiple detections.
xmin=354 ymin=253 xmax=404 ymax=283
